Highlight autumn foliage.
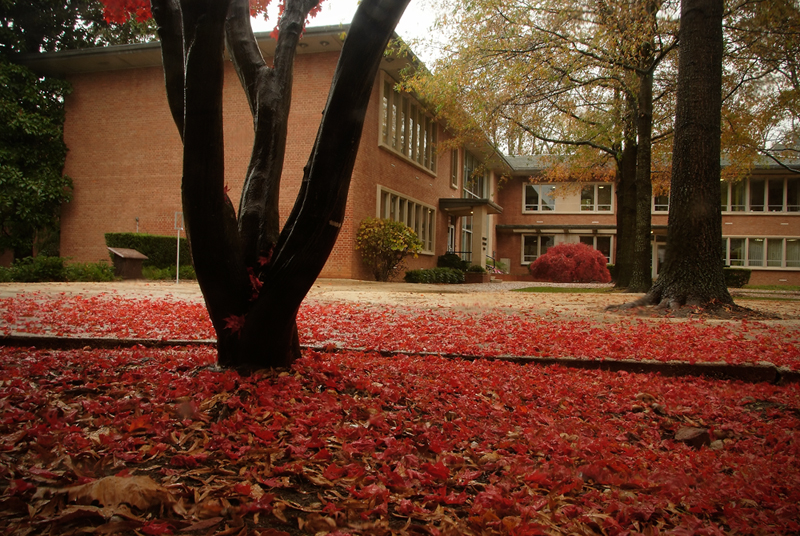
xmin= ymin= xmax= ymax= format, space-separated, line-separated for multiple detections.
xmin=529 ymin=242 xmax=612 ymax=283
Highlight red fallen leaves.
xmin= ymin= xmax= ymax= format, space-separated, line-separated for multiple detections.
xmin=1 ymin=294 xmax=799 ymax=369
xmin=0 ymin=346 xmax=799 ymax=534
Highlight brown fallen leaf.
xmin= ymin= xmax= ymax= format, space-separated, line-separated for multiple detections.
xmin=66 ymin=475 xmax=175 ymax=511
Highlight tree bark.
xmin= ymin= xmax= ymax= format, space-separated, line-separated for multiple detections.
xmin=616 ymin=0 xmax=732 ymax=310
xmin=627 ymin=68 xmax=654 ymax=293
xmin=614 ymin=138 xmax=637 ymax=288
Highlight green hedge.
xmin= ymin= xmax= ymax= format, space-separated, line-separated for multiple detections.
xmin=105 ymin=232 xmax=192 ymax=269
xmin=724 ymin=267 xmax=751 ymax=288
xmin=142 ymin=264 xmax=197 ymax=280
xmin=437 ymin=253 xmax=469 ymax=271
xmin=404 ymin=267 xmax=465 ymax=284
xmin=0 ymin=256 xmax=115 ymax=282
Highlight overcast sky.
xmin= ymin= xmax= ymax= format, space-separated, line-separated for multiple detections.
xmin=250 ymin=0 xmax=440 ymax=64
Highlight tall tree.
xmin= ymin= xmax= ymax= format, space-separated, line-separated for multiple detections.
xmin=0 ymin=0 xmax=155 ymax=258
xmin=403 ymin=0 xmax=679 ymax=292
xmin=626 ymin=0 xmax=732 ymax=309
xmin=99 ymin=0 xmax=410 ymax=368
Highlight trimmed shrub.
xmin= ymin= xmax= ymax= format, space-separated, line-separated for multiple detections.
xmin=437 ymin=252 xmax=469 ymax=271
xmin=466 ymin=264 xmax=487 ymax=273
xmin=404 ymin=267 xmax=465 ymax=284
xmin=142 ymin=264 xmax=197 ymax=280
xmin=528 ymin=242 xmax=612 ymax=283
xmin=9 ymin=256 xmax=66 ymax=282
xmin=105 ymin=232 xmax=192 ymax=268
xmin=355 ymin=218 xmax=423 ymax=282
xmin=724 ymin=267 xmax=751 ymax=288
xmin=65 ymin=261 xmax=116 ymax=282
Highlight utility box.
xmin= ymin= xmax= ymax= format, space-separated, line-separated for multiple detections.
xmin=107 ymin=247 xmax=148 ymax=279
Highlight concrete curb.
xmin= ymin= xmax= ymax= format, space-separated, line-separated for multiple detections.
xmin=1 ymin=334 xmax=796 ymax=385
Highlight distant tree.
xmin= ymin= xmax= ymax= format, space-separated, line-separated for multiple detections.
xmin=0 ymin=0 xmax=155 ymax=258
xmin=356 ymin=218 xmax=423 ymax=282
xmin=624 ymin=0 xmax=733 ymax=310
xmin=98 ymin=0 xmax=411 ymax=368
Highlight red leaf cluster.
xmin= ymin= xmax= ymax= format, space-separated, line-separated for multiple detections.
xmin=528 ymin=243 xmax=612 ymax=283
xmin=2 ymin=294 xmax=799 ymax=369
xmin=1 ymin=347 xmax=798 ymax=534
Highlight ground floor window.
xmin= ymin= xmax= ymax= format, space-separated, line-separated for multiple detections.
xmin=522 ymin=235 xmax=554 ymax=264
xmin=579 ymin=235 xmax=613 ymax=263
xmin=723 ymin=237 xmax=800 ymax=268
xmin=379 ymin=187 xmax=435 ymax=253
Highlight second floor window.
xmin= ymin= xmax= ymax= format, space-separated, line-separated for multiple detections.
xmin=524 ymin=184 xmax=556 ymax=211
xmin=381 ymin=77 xmax=437 ymax=173
xmin=721 ymin=177 xmax=799 ymax=212
xmin=580 ymin=184 xmax=613 ymax=211
xmin=463 ymin=151 xmax=486 ymax=199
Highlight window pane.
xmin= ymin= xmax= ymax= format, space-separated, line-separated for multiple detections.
xmin=382 ymin=82 xmax=390 ymax=144
xmin=729 ymin=238 xmax=745 ymax=266
xmin=731 ymin=181 xmax=746 ymax=211
xmin=750 ymin=178 xmax=765 ymax=211
xmin=579 ymin=236 xmax=593 ymax=246
xmin=541 ymin=186 xmax=556 ymax=211
xmin=450 ymin=149 xmax=458 ymax=187
xmin=596 ymin=236 xmax=611 ymax=261
xmin=720 ymin=181 xmax=728 ymax=211
xmin=767 ymin=238 xmax=783 ymax=267
xmin=654 ymin=195 xmax=669 ymax=211
xmin=748 ymin=238 xmax=764 ymax=266
xmin=786 ymin=239 xmax=800 ymax=268
xmin=597 ymin=185 xmax=612 ymax=211
xmin=580 ymin=186 xmax=595 ymax=211
xmin=523 ymin=236 xmax=537 ymax=262
xmin=525 ymin=184 xmax=539 ymax=210
xmin=787 ymin=178 xmax=799 ymax=212
xmin=767 ymin=179 xmax=784 ymax=211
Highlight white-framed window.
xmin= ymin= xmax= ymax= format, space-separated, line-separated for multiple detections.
xmin=524 ymin=184 xmax=557 ymax=212
xmin=380 ymin=75 xmax=437 ymax=174
xmin=579 ymin=235 xmax=613 ymax=263
xmin=450 ymin=149 xmax=459 ymax=189
xmin=580 ymin=184 xmax=613 ymax=212
xmin=378 ymin=187 xmax=435 ymax=253
xmin=462 ymin=150 xmax=486 ymax=199
xmin=653 ymin=194 xmax=669 ymax=212
xmin=722 ymin=237 xmax=800 ymax=269
xmin=522 ymin=235 xmax=555 ymax=264
xmin=721 ymin=177 xmax=799 ymax=212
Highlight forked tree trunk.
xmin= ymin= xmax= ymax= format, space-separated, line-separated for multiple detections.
xmin=618 ymin=0 xmax=733 ymax=310
xmin=151 ymin=0 xmax=410 ymax=368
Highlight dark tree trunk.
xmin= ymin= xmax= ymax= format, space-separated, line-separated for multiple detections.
xmin=151 ymin=0 xmax=411 ymax=369
xmin=614 ymin=138 xmax=637 ymax=288
xmin=627 ymin=69 xmax=654 ymax=293
xmin=619 ymin=0 xmax=732 ymax=310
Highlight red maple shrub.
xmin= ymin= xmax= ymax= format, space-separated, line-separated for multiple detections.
xmin=528 ymin=242 xmax=612 ymax=283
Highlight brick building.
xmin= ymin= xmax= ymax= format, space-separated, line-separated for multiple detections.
xmin=19 ymin=26 xmax=800 ymax=285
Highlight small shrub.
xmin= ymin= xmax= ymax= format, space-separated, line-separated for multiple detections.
xmin=356 ymin=218 xmax=423 ymax=282
xmin=437 ymin=252 xmax=469 ymax=271
xmin=9 ymin=256 xmax=66 ymax=282
xmin=143 ymin=264 xmax=197 ymax=281
xmin=65 ymin=261 xmax=116 ymax=282
xmin=466 ymin=264 xmax=487 ymax=273
xmin=724 ymin=267 xmax=751 ymax=288
xmin=0 ymin=266 xmax=11 ymax=282
xmin=528 ymin=242 xmax=611 ymax=283
xmin=404 ymin=267 xmax=465 ymax=284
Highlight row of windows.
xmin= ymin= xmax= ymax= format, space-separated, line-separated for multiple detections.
xmin=379 ymin=188 xmax=435 ymax=252
xmin=522 ymin=235 xmax=613 ymax=263
xmin=527 ymin=177 xmax=800 ymax=214
xmin=381 ymin=79 xmax=437 ymax=173
xmin=723 ymin=237 xmax=800 ymax=268
xmin=524 ymin=183 xmax=612 ymax=213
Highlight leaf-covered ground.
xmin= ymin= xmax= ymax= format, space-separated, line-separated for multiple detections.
xmin=1 ymin=294 xmax=799 ymax=369
xmin=1 ymin=346 xmax=799 ymax=535
xmin=1 ymin=291 xmax=799 ymax=534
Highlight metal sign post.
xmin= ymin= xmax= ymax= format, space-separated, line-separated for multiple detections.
xmin=174 ymin=212 xmax=184 ymax=284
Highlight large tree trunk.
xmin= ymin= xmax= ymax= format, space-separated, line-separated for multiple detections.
xmin=614 ymin=138 xmax=637 ymax=288
xmin=618 ymin=0 xmax=732 ymax=310
xmin=152 ymin=0 xmax=411 ymax=369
